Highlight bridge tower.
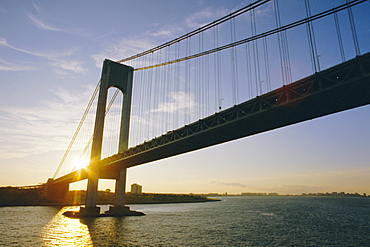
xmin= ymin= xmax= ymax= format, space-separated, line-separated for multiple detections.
xmin=80 ymin=59 xmax=133 ymax=216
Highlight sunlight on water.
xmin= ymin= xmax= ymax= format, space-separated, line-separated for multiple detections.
xmin=42 ymin=206 xmax=93 ymax=246
xmin=1 ymin=198 xmax=369 ymax=246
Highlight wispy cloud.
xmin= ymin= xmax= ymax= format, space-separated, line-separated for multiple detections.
xmin=0 ymin=38 xmax=86 ymax=75
xmin=32 ymin=2 xmax=42 ymax=14
xmin=149 ymin=26 xmax=184 ymax=38
xmin=151 ymin=91 xmax=196 ymax=113
xmin=0 ymin=86 xmax=94 ymax=159
xmin=0 ymin=59 xmax=35 ymax=71
xmin=27 ymin=4 xmax=85 ymax=35
xmin=0 ymin=37 xmax=76 ymax=58
xmin=28 ymin=14 xmax=62 ymax=32
xmin=92 ymin=37 xmax=157 ymax=67
xmin=185 ymin=7 xmax=229 ymax=29
xmin=52 ymin=59 xmax=88 ymax=75
xmin=91 ymin=6 xmax=229 ymax=66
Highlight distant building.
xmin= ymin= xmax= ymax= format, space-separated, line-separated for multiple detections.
xmin=131 ymin=183 xmax=142 ymax=194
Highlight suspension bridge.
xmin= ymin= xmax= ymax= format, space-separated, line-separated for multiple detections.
xmin=43 ymin=0 xmax=370 ymax=216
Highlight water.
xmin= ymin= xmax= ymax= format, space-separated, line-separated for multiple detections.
xmin=0 ymin=196 xmax=369 ymax=246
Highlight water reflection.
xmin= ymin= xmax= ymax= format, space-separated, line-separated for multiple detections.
xmin=42 ymin=206 xmax=93 ymax=246
xmin=42 ymin=206 xmax=136 ymax=246
xmin=80 ymin=214 xmax=135 ymax=246
xmin=11 ymin=198 xmax=369 ymax=246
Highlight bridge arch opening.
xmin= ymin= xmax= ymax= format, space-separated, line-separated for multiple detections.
xmin=101 ymin=88 xmax=125 ymax=159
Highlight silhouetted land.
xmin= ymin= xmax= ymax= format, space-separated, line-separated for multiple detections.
xmin=0 ymin=186 xmax=219 ymax=207
xmin=0 ymin=186 xmax=46 ymax=206
xmin=203 ymin=192 xmax=368 ymax=197
xmin=2 ymin=186 xmax=368 ymax=207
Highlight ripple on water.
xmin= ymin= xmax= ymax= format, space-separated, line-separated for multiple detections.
xmin=1 ymin=197 xmax=369 ymax=246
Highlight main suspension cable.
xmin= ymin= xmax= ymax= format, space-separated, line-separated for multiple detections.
xmin=53 ymin=80 xmax=100 ymax=178
xmin=116 ymin=0 xmax=270 ymax=64
xmin=133 ymin=0 xmax=364 ymax=72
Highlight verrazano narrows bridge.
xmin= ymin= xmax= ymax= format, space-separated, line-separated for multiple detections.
xmin=45 ymin=0 xmax=370 ymax=216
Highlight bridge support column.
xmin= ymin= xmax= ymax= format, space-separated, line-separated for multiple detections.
xmin=81 ymin=167 xmax=101 ymax=216
xmin=115 ymin=168 xmax=127 ymax=206
xmin=108 ymin=65 xmax=134 ymax=215
xmin=108 ymin=168 xmax=130 ymax=215
xmin=80 ymin=59 xmax=134 ymax=217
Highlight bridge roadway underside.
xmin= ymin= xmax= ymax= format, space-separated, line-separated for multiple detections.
xmin=55 ymin=52 xmax=370 ymax=184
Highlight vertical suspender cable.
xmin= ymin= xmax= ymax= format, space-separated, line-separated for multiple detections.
xmin=153 ymin=51 xmax=159 ymax=137
xmin=263 ymin=37 xmax=271 ymax=91
xmin=305 ymin=0 xmax=319 ymax=73
xmin=175 ymin=41 xmax=180 ymax=128
xmin=282 ymin=29 xmax=292 ymax=83
xmin=231 ymin=18 xmax=239 ymax=105
xmin=245 ymin=41 xmax=252 ymax=99
xmin=162 ymin=46 xmax=167 ymax=133
xmin=205 ymin=43 xmax=210 ymax=116
xmin=165 ymin=46 xmax=170 ymax=132
xmin=213 ymin=27 xmax=218 ymax=111
xmin=231 ymin=19 xmax=236 ymax=104
xmin=215 ymin=26 xmax=222 ymax=111
xmin=139 ymin=56 xmax=146 ymax=142
xmin=200 ymin=33 xmax=205 ymax=118
xmin=334 ymin=12 xmax=346 ymax=62
xmin=159 ymin=49 xmax=164 ymax=135
xmin=203 ymin=33 xmax=210 ymax=117
xmin=198 ymin=33 xmax=203 ymax=118
xmin=143 ymin=55 xmax=149 ymax=140
xmin=186 ymin=38 xmax=191 ymax=120
xmin=251 ymin=9 xmax=260 ymax=95
xmin=169 ymin=45 xmax=175 ymax=130
xmin=160 ymin=48 xmax=165 ymax=133
xmin=56 ymin=0 xmax=370 ymax=178
xmin=347 ymin=0 xmax=360 ymax=56
xmin=274 ymin=0 xmax=286 ymax=85
xmin=185 ymin=39 xmax=189 ymax=121
xmin=195 ymin=36 xmax=200 ymax=120
xmin=275 ymin=0 xmax=292 ymax=85
xmin=147 ymin=52 xmax=154 ymax=139
xmin=165 ymin=45 xmax=170 ymax=131
xmin=234 ymin=18 xmax=239 ymax=104
xmin=198 ymin=33 xmax=202 ymax=118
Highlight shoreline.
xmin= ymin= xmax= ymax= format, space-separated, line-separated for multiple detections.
xmin=0 ymin=198 xmax=220 ymax=207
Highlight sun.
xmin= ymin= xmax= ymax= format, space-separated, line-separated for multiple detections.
xmin=73 ymin=159 xmax=89 ymax=170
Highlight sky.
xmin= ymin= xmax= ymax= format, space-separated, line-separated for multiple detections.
xmin=0 ymin=0 xmax=369 ymax=195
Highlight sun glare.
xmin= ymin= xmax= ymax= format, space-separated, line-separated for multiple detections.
xmin=73 ymin=159 xmax=89 ymax=170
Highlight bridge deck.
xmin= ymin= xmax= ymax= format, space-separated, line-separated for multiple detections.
xmin=55 ymin=52 xmax=370 ymax=184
